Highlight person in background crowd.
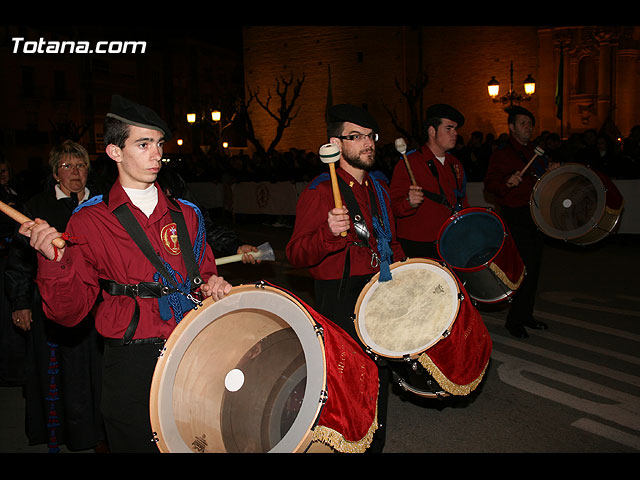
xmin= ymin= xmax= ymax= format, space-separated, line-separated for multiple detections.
xmin=5 ymin=140 xmax=107 ymax=452
xmin=484 ymin=106 xmax=560 ymax=339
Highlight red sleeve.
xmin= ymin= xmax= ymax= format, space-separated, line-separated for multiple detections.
xmin=286 ymin=182 xmax=349 ymax=270
xmin=389 ymin=158 xmax=418 ymax=219
xmin=36 ymin=236 xmax=101 ymax=328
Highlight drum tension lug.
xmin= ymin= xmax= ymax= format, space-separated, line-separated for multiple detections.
xmin=314 ymin=325 xmax=324 ymax=338
xmin=320 ymin=390 xmax=328 ymax=405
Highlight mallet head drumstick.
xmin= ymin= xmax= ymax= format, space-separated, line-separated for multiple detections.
xmin=319 ymin=143 xmax=347 ymax=237
xmin=394 ymin=138 xmax=417 ymax=186
xmin=519 ymin=146 xmax=545 ymax=176
xmin=0 ymin=200 xmax=66 ymax=248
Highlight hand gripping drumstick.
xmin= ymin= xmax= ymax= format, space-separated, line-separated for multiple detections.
xmin=0 ymin=200 xmax=66 ymax=249
xmin=215 ymin=242 xmax=275 ymax=266
xmin=519 ymin=146 xmax=545 ymax=176
xmin=319 ymin=143 xmax=347 ymax=237
xmin=394 ymin=138 xmax=417 ymax=186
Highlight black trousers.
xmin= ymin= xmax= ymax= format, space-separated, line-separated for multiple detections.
xmin=314 ymin=275 xmax=389 ymax=453
xmin=499 ymin=205 xmax=545 ymax=325
xmin=101 ymin=340 xmax=164 ymax=453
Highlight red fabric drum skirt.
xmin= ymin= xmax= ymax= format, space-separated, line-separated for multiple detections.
xmin=354 ymin=258 xmax=492 ymax=398
xmin=530 ymin=163 xmax=624 ymax=245
xmin=149 ymin=283 xmax=379 ymax=453
xmin=437 ymin=207 xmax=525 ymax=304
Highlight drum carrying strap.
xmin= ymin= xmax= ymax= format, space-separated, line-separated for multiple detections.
xmin=336 ymin=175 xmax=392 ymax=297
xmin=108 ymin=203 xmax=203 ymax=344
xmin=423 ymin=160 xmax=465 ymax=213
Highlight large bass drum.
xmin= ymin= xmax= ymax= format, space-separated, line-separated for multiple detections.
xmin=530 ymin=163 xmax=624 ymax=245
xmin=150 ymin=283 xmax=379 ymax=453
xmin=437 ymin=207 xmax=525 ymax=304
xmin=354 ymin=258 xmax=492 ymax=399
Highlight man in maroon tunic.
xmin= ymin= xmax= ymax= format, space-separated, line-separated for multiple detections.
xmin=19 ymin=95 xmax=231 ymax=452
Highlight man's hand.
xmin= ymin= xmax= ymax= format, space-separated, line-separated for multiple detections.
xmin=200 ymin=275 xmax=232 ymax=301
xmin=18 ymin=219 xmax=65 ymax=261
xmin=237 ymin=244 xmax=260 ymax=264
xmin=407 ymin=185 xmax=424 ymax=208
xmin=506 ymin=171 xmax=523 ymax=188
xmin=328 ymin=207 xmax=350 ymax=236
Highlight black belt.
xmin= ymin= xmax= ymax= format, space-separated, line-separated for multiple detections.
xmin=99 ymin=278 xmax=174 ymax=298
xmin=104 ymin=337 xmax=165 ymax=347
xmin=99 ymin=278 xmax=177 ymax=346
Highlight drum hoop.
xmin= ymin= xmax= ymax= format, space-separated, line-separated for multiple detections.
xmin=437 ymin=207 xmax=506 ymax=272
xmin=149 ymin=284 xmax=327 ymax=453
xmin=530 ymin=163 xmax=607 ymax=240
xmin=354 ymin=258 xmax=461 ymax=360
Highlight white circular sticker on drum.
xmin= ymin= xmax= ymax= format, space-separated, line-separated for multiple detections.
xmin=562 ymin=198 xmax=572 ymax=208
xmin=225 ymin=368 xmax=245 ymax=392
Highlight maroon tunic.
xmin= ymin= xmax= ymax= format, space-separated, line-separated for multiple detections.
xmin=35 ymin=181 xmax=218 ymax=341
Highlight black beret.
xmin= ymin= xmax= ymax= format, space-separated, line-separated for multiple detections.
xmin=106 ymin=94 xmax=171 ymax=139
xmin=327 ymin=104 xmax=379 ymax=132
xmin=505 ymin=105 xmax=535 ymax=126
xmin=425 ymin=104 xmax=465 ymax=128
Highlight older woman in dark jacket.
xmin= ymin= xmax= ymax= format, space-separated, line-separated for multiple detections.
xmin=5 ymin=140 xmax=106 ymax=452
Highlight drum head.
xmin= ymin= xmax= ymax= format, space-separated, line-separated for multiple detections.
xmin=150 ymin=285 xmax=326 ymax=453
xmin=354 ymin=259 xmax=461 ymax=359
xmin=530 ymin=163 xmax=606 ymax=241
xmin=438 ymin=208 xmax=505 ymax=271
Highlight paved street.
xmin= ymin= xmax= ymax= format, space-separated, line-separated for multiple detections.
xmin=1 ymin=216 xmax=638 ymax=455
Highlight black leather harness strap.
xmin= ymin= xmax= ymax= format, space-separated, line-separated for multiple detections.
xmin=103 ymin=202 xmax=203 ymax=345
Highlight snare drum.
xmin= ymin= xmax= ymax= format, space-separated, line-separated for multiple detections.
xmin=530 ymin=163 xmax=624 ymax=245
xmin=150 ymin=283 xmax=379 ymax=453
xmin=437 ymin=208 xmax=525 ymax=304
xmin=354 ymin=258 xmax=492 ymax=398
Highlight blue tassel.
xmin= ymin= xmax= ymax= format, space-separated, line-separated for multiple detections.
xmin=371 ymin=176 xmax=393 ymax=282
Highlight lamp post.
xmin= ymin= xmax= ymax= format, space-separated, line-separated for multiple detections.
xmin=488 ymin=61 xmax=536 ymax=107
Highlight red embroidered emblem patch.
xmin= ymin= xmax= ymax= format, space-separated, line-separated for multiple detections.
xmin=161 ymin=223 xmax=181 ymax=255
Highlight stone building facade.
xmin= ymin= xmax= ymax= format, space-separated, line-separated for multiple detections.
xmin=243 ymin=26 xmax=640 ymax=153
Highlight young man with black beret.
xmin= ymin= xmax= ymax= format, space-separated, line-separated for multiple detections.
xmin=19 ymin=95 xmax=232 ymax=452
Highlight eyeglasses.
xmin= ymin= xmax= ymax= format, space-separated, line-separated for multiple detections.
xmin=337 ymin=132 xmax=379 ymax=142
xmin=59 ymin=163 xmax=88 ymax=171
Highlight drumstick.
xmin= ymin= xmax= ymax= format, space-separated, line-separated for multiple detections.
xmin=319 ymin=143 xmax=347 ymax=237
xmin=519 ymin=146 xmax=545 ymax=176
xmin=0 ymin=200 xmax=66 ymax=249
xmin=394 ymin=138 xmax=417 ymax=185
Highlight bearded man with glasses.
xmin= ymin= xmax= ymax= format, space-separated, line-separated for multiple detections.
xmin=287 ymin=104 xmax=405 ymax=453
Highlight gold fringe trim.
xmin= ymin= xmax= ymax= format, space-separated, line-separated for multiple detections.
xmin=417 ymin=352 xmax=489 ymax=396
xmin=605 ymin=202 xmax=624 ymax=216
xmin=488 ymin=261 xmax=525 ymax=291
xmin=311 ymin=405 xmax=378 ymax=453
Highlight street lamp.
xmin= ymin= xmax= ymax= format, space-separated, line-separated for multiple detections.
xmin=488 ymin=61 xmax=536 ymax=107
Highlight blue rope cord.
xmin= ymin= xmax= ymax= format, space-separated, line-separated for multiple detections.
xmin=370 ymin=177 xmax=393 ymax=282
xmin=156 ymin=200 xmax=207 ymax=323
